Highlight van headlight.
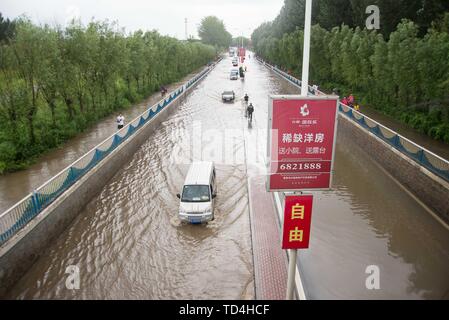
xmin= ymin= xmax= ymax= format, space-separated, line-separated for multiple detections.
xmin=203 ymin=211 xmax=212 ymax=216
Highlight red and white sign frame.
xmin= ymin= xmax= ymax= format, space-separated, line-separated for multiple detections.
xmin=267 ymin=95 xmax=339 ymax=192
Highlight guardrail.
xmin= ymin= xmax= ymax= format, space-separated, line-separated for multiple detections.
xmin=0 ymin=60 xmax=219 ymax=246
xmin=257 ymin=56 xmax=449 ymax=183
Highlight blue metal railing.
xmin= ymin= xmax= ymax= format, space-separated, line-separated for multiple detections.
xmin=0 ymin=60 xmax=220 ymax=246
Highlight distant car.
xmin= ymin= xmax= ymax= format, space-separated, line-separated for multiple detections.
xmin=232 ymin=60 xmax=238 ymax=67
xmin=230 ymin=69 xmax=239 ymax=80
xmin=222 ymin=90 xmax=235 ymax=102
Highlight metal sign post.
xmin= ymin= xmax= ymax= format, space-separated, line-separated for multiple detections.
xmin=286 ymin=249 xmax=298 ymax=300
xmin=283 ymin=194 xmax=314 ymax=300
xmin=287 ymin=0 xmax=312 ymax=300
xmin=301 ymin=0 xmax=312 ymax=97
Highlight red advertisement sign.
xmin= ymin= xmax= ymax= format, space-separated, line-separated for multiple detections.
xmin=282 ymin=195 xmax=313 ymax=249
xmin=268 ymin=96 xmax=338 ymax=191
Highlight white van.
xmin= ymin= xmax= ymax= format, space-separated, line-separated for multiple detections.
xmin=177 ymin=161 xmax=217 ymax=224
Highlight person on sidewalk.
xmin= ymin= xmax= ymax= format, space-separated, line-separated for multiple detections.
xmin=116 ymin=114 xmax=125 ymax=130
xmin=160 ymin=86 xmax=167 ymax=96
xmin=348 ymin=94 xmax=355 ymax=108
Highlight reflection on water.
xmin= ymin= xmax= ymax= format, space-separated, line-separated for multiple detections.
xmin=298 ymin=131 xmax=449 ymax=299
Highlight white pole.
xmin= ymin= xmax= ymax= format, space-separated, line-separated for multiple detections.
xmin=286 ymin=249 xmax=298 ymax=299
xmin=286 ymin=192 xmax=303 ymax=300
xmin=301 ymin=0 xmax=312 ymax=96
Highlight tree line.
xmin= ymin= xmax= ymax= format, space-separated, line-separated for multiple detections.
xmin=0 ymin=17 xmax=216 ymax=173
xmin=252 ymin=2 xmax=449 ymax=143
xmin=198 ymin=16 xmax=232 ymax=49
xmin=263 ymin=0 xmax=449 ymax=39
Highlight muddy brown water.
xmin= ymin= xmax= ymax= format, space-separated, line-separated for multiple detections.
xmin=4 ymin=54 xmax=449 ymax=299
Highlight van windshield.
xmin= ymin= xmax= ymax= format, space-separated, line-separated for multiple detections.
xmin=181 ymin=185 xmax=210 ymax=202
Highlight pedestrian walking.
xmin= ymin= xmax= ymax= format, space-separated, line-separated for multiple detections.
xmin=117 ymin=114 xmax=125 ymax=130
xmin=247 ymin=103 xmax=254 ymax=123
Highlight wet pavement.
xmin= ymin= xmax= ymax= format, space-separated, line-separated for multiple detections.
xmin=4 ymin=53 xmax=449 ymax=299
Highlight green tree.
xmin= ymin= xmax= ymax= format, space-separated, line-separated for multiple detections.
xmin=231 ymin=37 xmax=250 ymax=48
xmin=0 ymin=17 xmax=216 ymax=173
xmin=0 ymin=12 xmax=15 ymax=42
xmin=251 ymin=3 xmax=449 ymax=143
xmin=198 ymin=16 xmax=232 ymax=48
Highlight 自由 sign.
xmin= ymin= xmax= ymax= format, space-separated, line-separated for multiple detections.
xmin=267 ymin=95 xmax=338 ymax=191
xmin=282 ymin=195 xmax=313 ymax=249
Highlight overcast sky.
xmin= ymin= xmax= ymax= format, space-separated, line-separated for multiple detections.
xmin=0 ymin=0 xmax=284 ymax=39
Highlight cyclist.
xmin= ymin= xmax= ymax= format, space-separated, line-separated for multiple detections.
xmin=244 ymin=94 xmax=249 ymax=117
xmin=247 ymin=103 xmax=254 ymax=123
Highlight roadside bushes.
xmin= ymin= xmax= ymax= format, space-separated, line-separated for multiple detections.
xmin=0 ymin=18 xmax=216 ymax=173
xmin=252 ymin=18 xmax=449 ymax=144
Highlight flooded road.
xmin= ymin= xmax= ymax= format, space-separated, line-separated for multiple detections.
xmin=5 ymin=53 xmax=449 ymax=299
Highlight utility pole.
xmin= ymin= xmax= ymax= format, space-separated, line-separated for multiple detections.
xmin=300 ymin=0 xmax=312 ymax=97
xmin=185 ymin=18 xmax=188 ymax=40
xmin=286 ymin=0 xmax=312 ymax=301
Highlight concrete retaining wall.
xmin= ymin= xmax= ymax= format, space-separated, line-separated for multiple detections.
xmin=0 ymin=67 xmax=211 ymax=298
xmin=338 ymin=114 xmax=449 ymax=225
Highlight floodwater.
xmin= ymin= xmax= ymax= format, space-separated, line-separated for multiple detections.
xmin=5 ymin=53 xmax=449 ymax=299
xmin=298 ymin=133 xmax=449 ymax=299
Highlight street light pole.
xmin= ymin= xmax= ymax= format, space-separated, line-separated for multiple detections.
xmin=301 ymin=0 xmax=312 ymax=97
xmin=286 ymin=0 xmax=313 ymax=301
